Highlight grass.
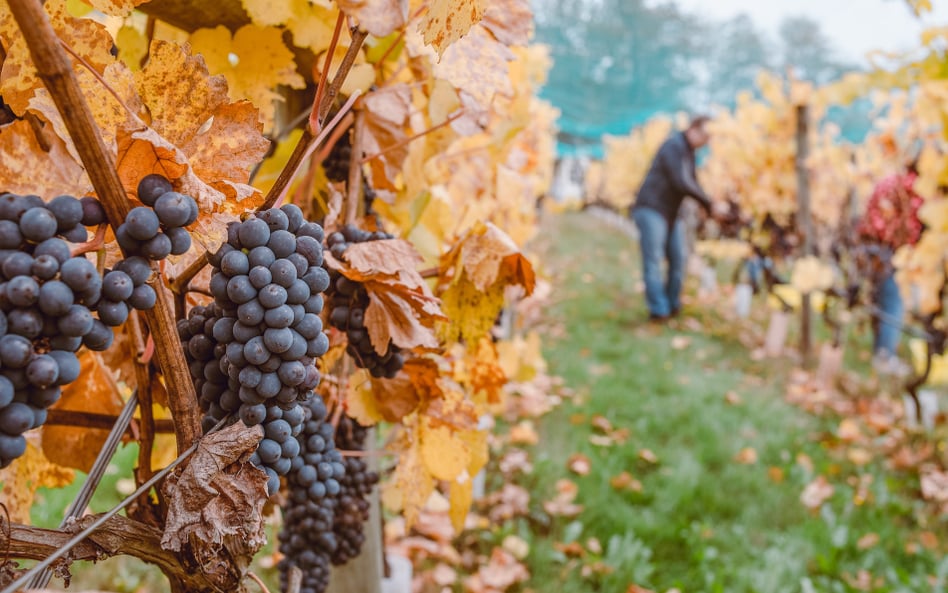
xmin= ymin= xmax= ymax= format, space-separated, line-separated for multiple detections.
xmin=518 ymin=211 xmax=946 ymax=593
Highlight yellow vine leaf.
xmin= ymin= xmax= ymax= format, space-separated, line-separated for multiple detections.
xmin=433 ymin=24 xmax=513 ymax=108
xmin=448 ymin=477 xmax=473 ymax=532
xmin=469 ymin=337 xmax=506 ymax=404
xmin=0 ymin=0 xmax=114 ymax=114
xmin=0 ymin=439 xmax=75 ymax=524
xmin=79 ymin=0 xmax=146 ymax=16
xmin=115 ymin=24 xmax=149 ymax=71
xmin=42 ymin=351 xmax=125 ymax=472
xmin=382 ymin=429 xmax=435 ymax=528
xmin=439 ymin=270 xmax=505 ymax=344
xmin=452 ymin=221 xmax=536 ymax=293
xmin=188 ymin=24 xmax=305 ymax=131
xmin=419 ymin=0 xmax=486 ymax=57
xmin=420 ymin=419 xmax=470 ymax=481
xmin=337 ymin=0 xmax=408 ymax=38
xmin=241 ymin=0 xmax=337 ymax=55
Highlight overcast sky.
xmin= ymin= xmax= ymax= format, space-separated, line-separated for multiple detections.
xmin=671 ymin=0 xmax=948 ymax=64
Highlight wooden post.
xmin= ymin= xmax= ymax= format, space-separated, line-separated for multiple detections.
xmin=795 ymin=103 xmax=813 ymax=364
xmin=326 ymin=428 xmax=384 ymax=593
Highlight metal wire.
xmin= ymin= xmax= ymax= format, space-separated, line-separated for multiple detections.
xmin=0 ymin=417 xmax=228 ymax=593
xmin=24 ymin=390 xmax=139 ymax=590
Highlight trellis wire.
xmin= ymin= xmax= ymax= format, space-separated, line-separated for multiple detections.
xmin=0 ymin=417 xmax=229 ymax=593
xmin=24 ymin=390 xmax=139 ymax=590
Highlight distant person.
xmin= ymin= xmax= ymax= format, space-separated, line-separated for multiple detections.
xmin=631 ymin=115 xmax=718 ymax=321
xmin=858 ymin=160 xmax=924 ymax=362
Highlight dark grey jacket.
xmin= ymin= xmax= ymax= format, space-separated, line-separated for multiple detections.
xmin=632 ymin=131 xmax=712 ymax=223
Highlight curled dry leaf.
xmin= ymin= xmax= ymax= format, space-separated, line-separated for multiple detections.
xmin=481 ymin=0 xmax=533 ymax=46
xmin=543 ymin=478 xmax=583 ymax=518
xmin=433 ymin=25 xmax=514 ymax=108
xmin=567 ymin=453 xmax=591 ymax=476
xmin=507 ymin=420 xmax=538 ymax=446
xmin=359 ymin=84 xmax=412 ymax=191
xmin=161 ymin=422 xmax=267 ymax=552
xmin=325 ymin=238 xmax=446 ymax=355
xmin=800 ymin=475 xmax=835 ymax=511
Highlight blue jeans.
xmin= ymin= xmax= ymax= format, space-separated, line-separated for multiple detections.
xmin=874 ymin=271 xmax=903 ymax=357
xmin=632 ymin=207 xmax=686 ymax=317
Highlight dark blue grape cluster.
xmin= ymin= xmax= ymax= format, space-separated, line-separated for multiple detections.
xmin=324 ymin=225 xmax=404 ymax=378
xmin=322 ymin=128 xmax=351 ymax=183
xmin=278 ymin=395 xmax=346 ymax=593
xmin=180 ymin=204 xmax=331 ymax=495
xmin=329 ymin=415 xmax=378 ymax=566
xmin=115 ymin=174 xmax=196 ymax=260
xmin=0 ymin=193 xmax=117 ymax=468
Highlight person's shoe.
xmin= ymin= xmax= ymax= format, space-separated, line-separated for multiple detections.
xmin=670 ymin=307 xmax=681 ymax=318
xmin=648 ymin=313 xmax=670 ymax=323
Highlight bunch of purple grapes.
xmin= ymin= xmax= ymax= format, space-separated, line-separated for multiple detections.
xmin=0 ymin=193 xmax=117 ymax=467
xmin=180 ymin=204 xmax=331 ymax=495
xmin=324 ymin=225 xmax=404 ymax=379
xmin=278 ymin=395 xmax=346 ymax=593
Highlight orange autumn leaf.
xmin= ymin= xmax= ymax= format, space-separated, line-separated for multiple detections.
xmin=42 ymin=351 xmax=125 ymax=472
xmin=418 ymin=0 xmax=486 ymax=56
xmin=610 ymin=471 xmax=643 ymax=493
xmin=800 ymin=475 xmax=835 ymax=511
xmin=446 ymin=221 xmax=536 ymax=294
xmin=734 ymin=447 xmax=758 ymax=465
xmin=0 ymin=120 xmax=91 ymax=198
xmin=469 ymin=337 xmax=506 ymax=403
xmin=347 ymin=358 xmax=441 ymax=424
xmin=0 ymin=438 xmax=75 ymax=523
xmin=359 ymin=84 xmax=412 ymax=191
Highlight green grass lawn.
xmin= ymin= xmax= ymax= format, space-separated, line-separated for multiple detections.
xmin=518 ymin=211 xmax=946 ymax=593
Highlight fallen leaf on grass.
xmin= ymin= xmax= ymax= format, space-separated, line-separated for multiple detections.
xmin=432 ymin=562 xmax=458 ymax=586
xmin=508 ymin=420 xmax=538 ymax=445
xmin=796 ymin=453 xmax=814 ymax=474
xmin=610 ymin=471 xmax=643 ymax=493
xmin=919 ymin=531 xmax=939 ymax=550
xmin=554 ymin=541 xmax=585 ymax=557
xmin=670 ymin=335 xmax=691 ymax=350
xmin=800 ymin=475 xmax=834 ymax=511
xmin=768 ymin=467 xmax=785 ymax=483
xmin=498 ymin=449 xmax=533 ymax=475
xmin=847 ymin=447 xmax=873 ymax=466
xmin=837 ymin=418 xmax=863 ymax=442
xmin=857 ymin=533 xmax=880 ymax=550
xmin=920 ymin=469 xmax=948 ymax=503
xmin=627 ymin=585 xmax=657 ymax=593
xmin=734 ymin=447 xmax=758 ymax=464
xmin=586 ymin=537 xmax=603 ymax=554
xmin=543 ymin=479 xmax=583 ymax=517
xmin=502 ymin=534 xmax=530 ymax=560
xmin=568 ymin=453 xmax=591 ymax=476
xmin=724 ymin=391 xmax=743 ymax=405
xmin=591 ymin=415 xmax=613 ymax=433
xmin=638 ymin=448 xmax=659 ymax=464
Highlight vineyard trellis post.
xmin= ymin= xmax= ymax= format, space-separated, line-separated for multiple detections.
xmin=796 ymin=103 xmax=813 ymax=364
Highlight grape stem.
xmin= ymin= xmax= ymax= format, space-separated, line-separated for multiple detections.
xmin=359 ymin=109 xmax=467 ymax=165
xmin=69 ymin=223 xmax=108 ymax=257
xmin=246 ymin=571 xmax=273 ymax=593
xmin=310 ymin=10 xmax=346 ymax=136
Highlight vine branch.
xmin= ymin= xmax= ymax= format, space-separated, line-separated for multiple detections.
xmin=7 ymin=0 xmax=202 ymax=452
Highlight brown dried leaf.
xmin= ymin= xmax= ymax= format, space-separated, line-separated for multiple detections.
xmin=85 ymin=0 xmax=148 ymax=16
xmin=567 ymin=453 xmax=591 ymax=476
xmin=358 ymin=84 xmax=412 ymax=191
xmin=419 ymin=0 xmax=486 ymax=56
xmin=365 ymin=285 xmax=443 ymax=354
xmin=339 ymin=238 xmax=424 ymax=279
xmin=42 ymin=351 xmax=125 ymax=472
xmin=161 ymin=422 xmax=267 ymax=551
xmin=449 ymin=221 xmax=536 ymax=294
xmin=0 ymin=120 xmax=91 ymax=198
xmin=337 ymin=0 xmax=408 ymax=37
xmin=481 ymin=0 xmax=533 ymax=46
xmin=433 ymin=25 xmax=513 ymax=108
xmin=800 ymin=475 xmax=834 ymax=511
